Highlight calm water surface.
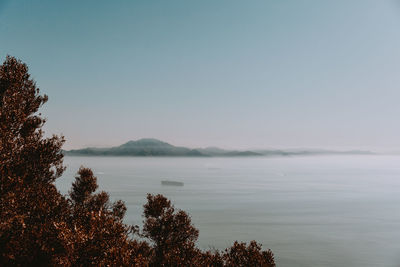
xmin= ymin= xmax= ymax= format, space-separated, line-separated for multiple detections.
xmin=57 ymin=155 xmax=400 ymax=267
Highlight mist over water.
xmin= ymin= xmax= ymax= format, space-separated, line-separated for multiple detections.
xmin=58 ymin=155 xmax=400 ymax=267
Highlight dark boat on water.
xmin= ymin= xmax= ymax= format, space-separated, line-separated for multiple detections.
xmin=161 ymin=180 xmax=184 ymax=186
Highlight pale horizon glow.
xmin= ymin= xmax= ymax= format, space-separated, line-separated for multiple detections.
xmin=1 ymin=0 xmax=400 ymax=152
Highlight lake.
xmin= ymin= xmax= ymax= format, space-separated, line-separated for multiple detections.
xmin=57 ymin=155 xmax=400 ymax=267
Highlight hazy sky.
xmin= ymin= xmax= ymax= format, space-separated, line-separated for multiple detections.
xmin=1 ymin=0 xmax=400 ymax=151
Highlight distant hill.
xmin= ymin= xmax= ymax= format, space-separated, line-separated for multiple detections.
xmin=66 ymin=139 xmax=374 ymax=157
xmin=67 ymin=138 xmax=205 ymax=157
xmin=66 ymin=139 xmax=264 ymax=157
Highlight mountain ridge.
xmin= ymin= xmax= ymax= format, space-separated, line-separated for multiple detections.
xmin=65 ymin=138 xmax=374 ymax=157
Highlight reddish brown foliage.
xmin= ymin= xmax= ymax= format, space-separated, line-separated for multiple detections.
xmin=223 ymin=241 xmax=275 ymax=267
xmin=142 ymin=194 xmax=200 ymax=266
xmin=0 ymin=56 xmax=275 ymax=266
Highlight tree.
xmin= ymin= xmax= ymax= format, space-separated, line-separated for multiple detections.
xmin=140 ymin=194 xmax=275 ymax=267
xmin=0 ymin=55 xmax=70 ymax=265
xmin=223 ymin=241 xmax=275 ymax=267
xmin=142 ymin=194 xmax=200 ymax=266
xmin=0 ymin=56 xmax=275 ymax=266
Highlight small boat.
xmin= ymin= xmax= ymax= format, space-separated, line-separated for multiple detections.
xmin=161 ymin=180 xmax=184 ymax=186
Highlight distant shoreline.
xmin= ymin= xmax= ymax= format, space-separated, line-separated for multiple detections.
xmin=64 ymin=138 xmax=374 ymax=158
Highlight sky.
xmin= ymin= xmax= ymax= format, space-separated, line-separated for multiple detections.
xmin=1 ymin=0 xmax=400 ymax=151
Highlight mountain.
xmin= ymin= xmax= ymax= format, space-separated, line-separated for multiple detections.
xmin=66 ymin=139 xmax=374 ymax=157
xmin=67 ymin=138 xmax=205 ymax=157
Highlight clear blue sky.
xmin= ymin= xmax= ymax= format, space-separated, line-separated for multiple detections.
xmin=1 ymin=0 xmax=400 ymax=151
